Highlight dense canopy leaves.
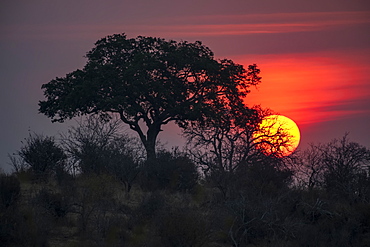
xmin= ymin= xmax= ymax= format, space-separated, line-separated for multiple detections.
xmin=39 ymin=33 xmax=261 ymax=159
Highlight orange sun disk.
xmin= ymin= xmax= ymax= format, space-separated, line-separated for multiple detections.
xmin=253 ymin=115 xmax=300 ymax=157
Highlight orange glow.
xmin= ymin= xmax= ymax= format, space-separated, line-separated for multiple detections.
xmin=235 ymin=50 xmax=370 ymax=126
xmin=253 ymin=115 xmax=300 ymax=157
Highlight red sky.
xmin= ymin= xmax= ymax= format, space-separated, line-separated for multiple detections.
xmin=237 ymin=49 xmax=370 ymax=146
xmin=238 ymin=50 xmax=370 ymax=124
xmin=1 ymin=0 xmax=369 ymax=172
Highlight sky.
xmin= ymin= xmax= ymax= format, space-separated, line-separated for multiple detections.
xmin=1 ymin=0 xmax=370 ymax=172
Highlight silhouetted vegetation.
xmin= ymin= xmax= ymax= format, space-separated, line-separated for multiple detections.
xmin=4 ymin=34 xmax=369 ymax=246
xmin=140 ymin=149 xmax=199 ymax=192
xmin=39 ymin=33 xmax=261 ymax=160
xmin=4 ymin=124 xmax=370 ymax=246
xmin=10 ymin=133 xmax=67 ymax=182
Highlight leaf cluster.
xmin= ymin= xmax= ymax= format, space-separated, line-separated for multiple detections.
xmin=39 ymin=33 xmax=261 ymax=137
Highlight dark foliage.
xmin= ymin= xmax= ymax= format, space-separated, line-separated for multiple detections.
xmin=62 ymin=116 xmax=143 ymax=192
xmin=6 ymin=30 xmax=369 ymax=245
xmin=16 ymin=133 xmax=67 ymax=181
xmin=39 ymin=33 xmax=261 ymax=159
xmin=12 ymin=87 xmax=370 ymax=246
xmin=140 ymin=149 xmax=199 ymax=192
xmin=296 ymin=134 xmax=370 ymax=203
xmin=0 ymin=174 xmax=20 ymax=209
xmin=35 ymin=188 xmax=69 ymax=218
xmin=4 ymin=134 xmax=370 ymax=246
xmin=156 ymin=207 xmax=212 ymax=247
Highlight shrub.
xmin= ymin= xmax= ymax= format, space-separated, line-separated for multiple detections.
xmin=0 ymin=174 xmax=20 ymax=208
xmin=17 ymin=133 xmax=67 ymax=180
xmin=35 ymin=188 xmax=69 ymax=218
xmin=156 ymin=207 xmax=212 ymax=247
xmin=140 ymin=150 xmax=199 ymax=192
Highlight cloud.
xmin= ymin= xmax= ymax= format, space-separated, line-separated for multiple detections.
xmin=2 ymin=11 xmax=370 ymax=40
xmin=151 ymin=11 xmax=370 ymax=36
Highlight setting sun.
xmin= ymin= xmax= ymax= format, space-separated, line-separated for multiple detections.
xmin=253 ymin=115 xmax=300 ymax=157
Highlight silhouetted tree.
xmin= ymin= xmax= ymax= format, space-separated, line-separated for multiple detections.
xmin=3 ymin=131 xmax=370 ymax=246
xmin=105 ymin=137 xmax=142 ymax=193
xmin=61 ymin=116 xmax=121 ymax=174
xmin=39 ymin=33 xmax=261 ymax=160
xmin=184 ymin=106 xmax=294 ymax=198
xmin=321 ymin=134 xmax=370 ymax=202
xmin=14 ymin=133 xmax=66 ymax=180
xmin=295 ymin=134 xmax=370 ymax=202
xmin=62 ymin=116 xmax=143 ymax=191
xmin=294 ymin=143 xmax=326 ymax=189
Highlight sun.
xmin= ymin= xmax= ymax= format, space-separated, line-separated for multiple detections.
xmin=253 ymin=115 xmax=300 ymax=157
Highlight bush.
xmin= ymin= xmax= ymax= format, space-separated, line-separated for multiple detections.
xmin=61 ymin=116 xmax=144 ymax=190
xmin=16 ymin=133 xmax=67 ymax=181
xmin=0 ymin=174 xmax=22 ymax=245
xmin=0 ymin=174 xmax=20 ymax=208
xmin=140 ymin=150 xmax=199 ymax=192
xmin=156 ymin=206 xmax=212 ymax=247
xmin=35 ymin=188 xmax=69 ymax=218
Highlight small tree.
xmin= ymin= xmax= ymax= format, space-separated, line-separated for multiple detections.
xmin=15 ymin=133 xmax=66 ymax=180
xmin=296 ymin=134 xmax=370 ymax=202
xmin=184 ymin=106 xmax=293 ymax=197
xmin=61 ymin=116 xmax=122 ymax=175
xmin=294 ymin=143 xmax=326 ymax=189
xmin=185 ymin=106 xmax=295 ymax=172
xmin=321 ymin=134 xmax=370 ymax=202
xmin=39 ymin=33 xmax=261 ymax=160
xmin=62 ymin=116 xmax=143 ymax=191
xmin=104 ymin=137 xmax=142 ymax=193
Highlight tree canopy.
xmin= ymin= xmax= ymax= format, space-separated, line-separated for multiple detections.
xmin=39 ymin=33 xmax=261 ymax=159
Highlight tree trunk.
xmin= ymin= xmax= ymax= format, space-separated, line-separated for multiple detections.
xmin=145 ymin=140 xmax=157 ymax=161
xmin=144 ymin=124 xmax=161 ymax=161
xmin=127 ymin=119 xmax=161 ymax=162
